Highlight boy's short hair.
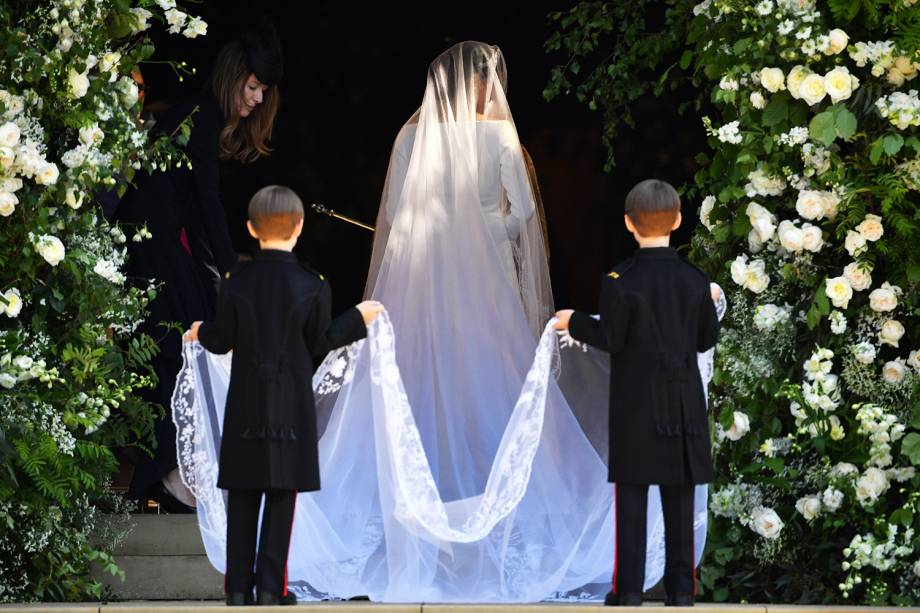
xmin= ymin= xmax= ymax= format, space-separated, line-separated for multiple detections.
xmin=248 ymin=185 xmax=304 ymax=240
xmin=624 ymin=179 xmax=681 ymax=238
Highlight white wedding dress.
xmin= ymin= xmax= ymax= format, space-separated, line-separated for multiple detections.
xmin=172 ymin=42 xmax=725 ymax=603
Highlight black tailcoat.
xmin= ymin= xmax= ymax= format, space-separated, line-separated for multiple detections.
xmin=569 ymin=247 xmax=720 ymax=485
xmin=198 ymin=250 xmax=366 ymax=492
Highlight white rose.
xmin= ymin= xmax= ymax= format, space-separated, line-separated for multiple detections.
xmin=746 ymin=201 xmax=776 ymax=242
xmin=700 ymin=195 xmax=716 ymax=231
xmin=855 ymin=467 xmax=890 ymax=505
xmin=65 ymin=187 xmax=84 ymax=209
xmin=821 ymin=192 xmax=840 ymax=219
xmin=795 ymin=495 xmax=822 ymax=520
xmin=100 ymin=52 xmax=121 ymax=74
xmin=748 ymin=229 xmax=765 ymax=253
xmin=730 ymin=254 xmax=749 ymax=286
xmin=888 ymin=67 xmax=906 ymax=87
xmin=744 ymin=259 xmax=770 ymax=293
xmin=2 ymin=287 xmax=22 ymax=318
xmin=831 ymin=462 xmax=858 ymax=478
xmin=843 ymin=262 xmax=872 ymax=291
xmin=0 ymin=146 xmax=14 ymax=170
xmin=725 ymin=411 xmax=751 ymax=441
xmin=156 ymin=0 xmax=176 ymax=8
xmin=787 ymin=65 xmax=811 ymax=99
xmin=799 ymin=73 xmax=827 ymax=106
xmin=879 ymin=319 xmax=905 ymax=347
xmin=895 ymin=56 xmax=918 ymax=80
xmin=822 ymin=487 xmax=844 ymax=512
xmin=914 ymin=560 xmax=920 ymax=579
xmin=750 ymin=91 xmax=766 ymax=109
xmin=844 ymin=230 xmax=867 ymax=257
xmin=0 ymin=373 xmax=14 ymax=389
xmin=856 ymin=213 xmax=884 ymax=241
xmin=0 ymin=191 xmax=16 ymax=217
xmin=824 ymin=66 xmax=856 ymax=103
xmin=165 ymin=8 xmax=187 ymax=34
xmin=35 ymin=234 xmax=65 ymax=266
xmin=78 ymin=124 xmax=104 ymax=146
xmin=118 ymin=77 xmax=139 ymax=108
xmin=0 ymin=121 xmax=21 ymax=147
xmin=882 ymin=360 xmax=906 ymax=385
xmin=35 ymin=162 xmax=59 ymax=186
xmin=777 ymin=219 xmax=804 ymax=252
xmin=13 ymin=355 xmax=32 ymax=370
xmin=825 ymin=29 xmax=849 ymax=55
xmin=825 ymin=276 xmax=853 ymax=309
xmin=67 ymin=68 xmax=90 ymax=99
xmin=801 ymin=223 xmax=824 ymax=252
xmin=751 ymin=507 xmax=784 ymax=539
xmin=760 ymin=67 xmax=786 ymax=93
xmin=852 ymin=342 xmax=877 ymax=365
xmin=795 ymin=190 xmax=826 ymax=220
xmin=908 ymin=350 xmax=920 ymax=372
xmin=869 ymin=286 xmax=898 ymax=312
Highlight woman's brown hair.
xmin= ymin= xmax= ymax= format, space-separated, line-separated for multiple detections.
xmin=207 ymin=41 xmax=279 ymax=163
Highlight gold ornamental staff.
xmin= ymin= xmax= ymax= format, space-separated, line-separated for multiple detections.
xmin=311 ymin=203 xmax=375 ymax=232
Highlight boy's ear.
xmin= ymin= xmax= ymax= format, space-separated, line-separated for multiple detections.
xmin=672 ymin=210 xmax=683 ymax=231
xmin=293 ymin=217 xmax=305 ymax=238
xmin=246 ymin=220 xmax=260 ymax=240
xmin=624 ymin=213 xmax=637 ymax=235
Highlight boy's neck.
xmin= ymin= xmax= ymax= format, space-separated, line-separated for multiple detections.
xmin=635 ymin=234 xmax=672 ymax=249
xmin=259 ymin=239 xmax=296 ymax=252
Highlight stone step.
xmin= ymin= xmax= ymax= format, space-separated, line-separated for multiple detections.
xmin=115 ymin=515 xmax=206 ymax=556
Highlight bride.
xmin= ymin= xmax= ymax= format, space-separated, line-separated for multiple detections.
xmin=174 ymin=41 xmax=714 ymax=603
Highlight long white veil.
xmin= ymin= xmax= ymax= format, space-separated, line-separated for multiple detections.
xmin=172 ymin=42 xmax=721 ymax=603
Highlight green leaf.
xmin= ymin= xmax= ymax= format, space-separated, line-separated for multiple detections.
xmin=764 ymin=457 xmax=785 ymax=474
xmin=834 ymin=107 xmax=857 ymax=140
xmin=906 ymin=136 xmax=920 ymax=155
xmin=883 ymin=133 xmax=904 ymax=156
xmin=902 ymin=432 xmax=920 ymax=465
xmin=907 ymin=263 xmax=920 ymax=283
xmin=679 ymin=50 xmax=693 ymax=70
xmin=762 ymin=97 xmax=788 ymax=127
xmin=809 ymin=110 xmax=836 ymax=146
xmin=763 ymin=135 xmax=773 ymax=153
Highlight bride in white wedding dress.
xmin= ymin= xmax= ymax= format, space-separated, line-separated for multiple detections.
xmin=172 ymin=41 xmax=721 ymax=603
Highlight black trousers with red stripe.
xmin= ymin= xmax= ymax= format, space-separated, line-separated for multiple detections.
xmin=613 ymin=483 xmax=696 ymax=597
xmin=226 ymin=489 xmax=297 ymax=596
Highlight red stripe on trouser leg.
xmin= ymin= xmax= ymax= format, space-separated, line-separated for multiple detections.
xmin=612 ymin=483 xmax=619 ymax=595
xmin=692 ymin=515 xmax=697 ymax=597
xmin=283 ymin=495 xmax=297 ymax=597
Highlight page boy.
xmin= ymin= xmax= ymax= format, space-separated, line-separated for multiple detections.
xmin=554 ymin=179 xmax=720 ymax=607
xmin=185 ymin=185 xmax=383 ymax=606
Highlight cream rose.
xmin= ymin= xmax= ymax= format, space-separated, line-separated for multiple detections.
xmin=2 ymin=287 xmax=22 ymax=318
xmin=855 ymin=467 xmax=889 ymax=506
xmin=888 ymin=68 xmax=906 ymax=87
xmin=908 ymin=349 xmax=920 ymax=372
xmin=869 ymin=285 xmax=898 ymax=312
xmin=78 ymin=124 xmax=104 ymax=146
xmin=825 ymin=29 xmax=849 ymax=55
xmin=700 ymin=195 xmax=716 ymax=231
xmin=778 ymin=219 xmax=804 ymax=252
xmin=35 ymin=234 xmax=65 ymax=266
xmin=844 ymin=230 xmax=867 ymax=257
xmin=65 ymin=187 xmax=84 ymax=210
xmin=0 ymin=121 xmax=20 ymax=147
xmin=67 ymin=68 xmax=90 ymax=99
xmin=825 ymin=66 xmax=856 ymax=103
xmin=795 ymin=495 xmax=822 ymax=520
xmin=843 ymin=262 xmax=872 ymax=292
xmin=35 ymin=162 xmax=59 ymax=186
xmin=856 ymin=213 xmax=884 ymax=241
xmin=895 ymin=56 xmax=918 ymax=80
xmin=879 ymin=319 xmax=905 ymax=347
xmin=746 ymin=201 xmax=776 ymax=242
xmin=750 ymin=91 xmax=766 ymax=109
xmin=799 ymin=74 xmax=827 ymax=106
xmin=882 ymin=359 xmax=906 ymax=385
xmin=825 ymin=275 xmax=853 ymax=308
xmin=0 ymin=191 xmax=16 ymax=217
xmin=821 ymin=192 xmax=840 ymax=219
xmin=751 ymin=507 xmax=784 ymax=539
xmin=744 ymin=259 xmax=770 ymax=293
xmin=100 ymin=51 xmax=121 ymax=74
xmin=787 ymin=65 xmax=810 ymax=99
xmin=760 ymin=67 xmax=786 ymax=93
xmin=725 ymin=411 xmax=751 ymax=441
xmin=801 ymin=223 xmax=824 ymax=252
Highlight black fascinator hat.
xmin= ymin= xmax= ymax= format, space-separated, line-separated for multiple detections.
xmin=241 ymin=18 xmax=283 ymax=86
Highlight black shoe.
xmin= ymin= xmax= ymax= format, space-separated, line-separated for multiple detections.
xmin=280 ymin=591 xmax=298 ymax=605
xmin=257 ymin=591 xmax=280 ymax=606
xmin=225 ymin=592 xmax=253 ymax=606
xmin=147 ymin=483 xmax=196 ymax=514
xmin=605 ymin=591 xmax=643 ymax=606
xmin=666 ymin=593 xmax=695 ymax=607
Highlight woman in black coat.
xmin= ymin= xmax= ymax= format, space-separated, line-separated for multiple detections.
xmin=116 ymin=22 xmax=283 ymax=510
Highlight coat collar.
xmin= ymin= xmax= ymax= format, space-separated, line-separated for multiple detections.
xmin=634 ymin=246 xmax=679 ymax=259
xmin=255 ymin=249 xmax=298 ymax=263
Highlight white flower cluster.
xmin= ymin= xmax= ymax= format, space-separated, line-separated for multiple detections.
xmin=790 ymin=348 xmax=844 ymax=438
xmin=753 ymin=303 xmax=791 ymax=331
xmin=717 ymin=120 xmax=743 ymax=144
xmin=730 ymin=253 xmax=770 ymax=293
xmin=779 ymin=126 xmax=809 ymax=146
xmin=850 ymin=40 xmax=897 ymax=76
xmin=801 ymin=143 xmax=831 ymax=176
xmin=782 ymin=64 xmax=859 ymax=106
xmin=1 ymin=287 xmax=22 ymax=318
xmin=829 ymin=310 xmax=847 ymax=334
xmin=854 ymin=466 xmax=891 ymax=507
xmin=93 ymin=258 xmax=124 ymax=285
xmin=710 ymin=481 xmax=763 ymax=519
xmin=759 ymin=436 xmax=793 ymax=457
xmin=842 ymin=525 xmax=914 ymax=575
xmin=154 ymin=0 xmax=208 ymax=38
xmin=876 ymin=90 xmax=920 ymax=130
xmin=745 ymin=167 xmax=787 ymax=198
xmin=854 ymin=403 xmax=906 ymax=468
xmin=0 ymin=352 xmax=58 ymax=390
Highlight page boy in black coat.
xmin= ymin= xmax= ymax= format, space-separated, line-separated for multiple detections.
xmin=185 ymin=185 xmax=383 ymax=606
xmin=554 ymin=179 xmax=720 ymax=607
